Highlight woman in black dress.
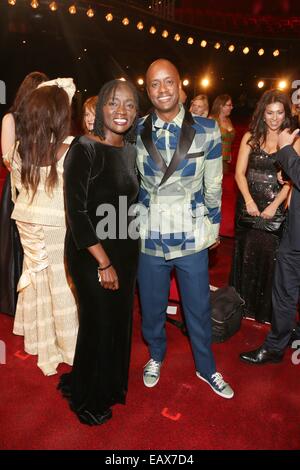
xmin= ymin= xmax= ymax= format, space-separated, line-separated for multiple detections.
xmin=230 ymin=89 xmax=299 ymax=323
xmin=58 ymin=79 xmax=139 ymax=426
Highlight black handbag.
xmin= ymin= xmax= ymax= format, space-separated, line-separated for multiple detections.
xmin=236 ymin=208 xmax=286 ymax=236
xmin=210 ymin=286 xmax=245 ymax=343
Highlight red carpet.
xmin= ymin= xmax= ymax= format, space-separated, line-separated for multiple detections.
xmin=1 ymin=128 xmax=300 ymax=450
xmin=1 ymin=238 xmax=300 ymax=450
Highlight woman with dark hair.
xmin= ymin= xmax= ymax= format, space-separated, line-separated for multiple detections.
xmin=0 ymin=71 xmax=48 ymax=316
xmin=210 ymin=94 xmax=235 ymax=171
xmin=81 ymin=95 xmax=98 ymax=135
xmin=58 ymin=79 xmax=139 ymax=426
xmin=4 ymin=79 xmax=78 ymax=375
xmin=230 ymin=89 xmax=300 ymax=323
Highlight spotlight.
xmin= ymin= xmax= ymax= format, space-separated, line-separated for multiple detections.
xmin=86 ymin=8 xmax=95 ymax=18
xmin=278 ymin=80 xmax=287 ymax=90
xmin=201 ymin=78 xmax=210 ymax=88
xmin=49 ymin=1 xmax=58 ymax=11
xmin=257 ymin=80 xmax=265 ymax=89
xmin=182 ymin=79 xmax=189 ymax=87
xmin=105 ymin=13 xmax=113 ymax=22
xmin=69 ymin=4 xmax=76 ymax=14
xmin=137 ymin=78 xmax=144 ymax=86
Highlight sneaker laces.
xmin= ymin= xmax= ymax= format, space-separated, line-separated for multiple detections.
xmin=211 ymin=372 xmax=226 ymax=390
xmin=145 ymin=359 xmax=160 ymax=377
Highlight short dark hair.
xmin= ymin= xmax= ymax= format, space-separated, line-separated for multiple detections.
xmin=94 ymin=79 xmax=139 ymax=143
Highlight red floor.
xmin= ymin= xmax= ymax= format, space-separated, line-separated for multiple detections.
xmin=1 ymin=123 xmax=300 ymax=450
xmin=0 ymin=238 xmax=300 ymax=450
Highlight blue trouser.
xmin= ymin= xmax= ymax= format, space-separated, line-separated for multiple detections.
xmin=137 ymin=250 xmax=216 ymax=379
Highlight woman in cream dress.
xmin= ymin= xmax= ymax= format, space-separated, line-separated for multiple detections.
xmin=3 ymin=78 xmax=78 ymax=375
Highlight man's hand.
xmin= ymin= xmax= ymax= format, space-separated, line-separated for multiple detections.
xmin=278 ymin=128 xmax=299 ymax=149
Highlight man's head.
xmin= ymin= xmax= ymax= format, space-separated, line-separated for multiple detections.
xmin=146 ymin=59 xmax=181 ymax=121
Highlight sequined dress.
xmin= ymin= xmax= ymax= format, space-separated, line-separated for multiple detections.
xmin=229 ymin=148 xmax=286 ymax=323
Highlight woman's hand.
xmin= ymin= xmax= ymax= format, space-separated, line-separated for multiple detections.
xmin=261 ymin=202 xmax=277 ymax=219
xmin=245 ymin=200 xmax=260 ymax=216
xmin=98 ymin=265 xmax=119 ymax=290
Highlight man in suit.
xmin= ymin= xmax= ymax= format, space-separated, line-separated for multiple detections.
xmin=240 ymin=128 xmax=300 ymax=364
xmin=136 ymin=58 xmax=234 ymax=399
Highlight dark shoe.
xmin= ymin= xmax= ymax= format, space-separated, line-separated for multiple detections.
xmin=240 ymin=346 xmax=283 ymax=365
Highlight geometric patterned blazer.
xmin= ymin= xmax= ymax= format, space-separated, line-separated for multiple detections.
xmin=136 ymin=110 xmax=223 ymax=260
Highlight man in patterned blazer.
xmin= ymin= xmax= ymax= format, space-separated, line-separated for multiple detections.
xmin=136 ymin=59 xmax=234 ymax=399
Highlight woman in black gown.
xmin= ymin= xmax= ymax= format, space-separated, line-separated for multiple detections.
xmin=230 ymin=89 xmax=297 ymax=323
xmin=58 ymin=79 xmax=139 ymax=426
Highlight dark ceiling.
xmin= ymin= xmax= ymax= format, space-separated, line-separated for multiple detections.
xmin=0 ymin=0 xmax=299 ymax=114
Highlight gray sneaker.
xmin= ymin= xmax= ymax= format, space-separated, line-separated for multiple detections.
xmin=196 ymin=371 xmax=234 ymax=399
xmin=143 ymin=359 xmax=162 ymax=388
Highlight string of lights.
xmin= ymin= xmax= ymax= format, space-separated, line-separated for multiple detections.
xmin=5 ymin=0 xmax=285 ymax=58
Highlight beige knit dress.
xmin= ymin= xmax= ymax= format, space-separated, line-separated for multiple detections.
xmin=3 ymin=137 xmax=78 ymax=375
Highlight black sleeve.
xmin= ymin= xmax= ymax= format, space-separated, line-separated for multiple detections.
xmin=276 ymin=145 xmax=300 ymax=190
xmin=63 ymin=140 xmax=100 ymax=249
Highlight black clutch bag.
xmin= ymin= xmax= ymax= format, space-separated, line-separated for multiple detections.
xmin=236 ymin=209 xmax=286 ymax=237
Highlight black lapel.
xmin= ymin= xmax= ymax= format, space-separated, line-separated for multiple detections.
xmin=160 ymin=111 xmax=196 ymax=186
xmin=140 ymin=114 xmax=167 ymax=173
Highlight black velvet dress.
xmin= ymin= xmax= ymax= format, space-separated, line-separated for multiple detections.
xmin=229 ymin=148 xmax=286 ymax=323
xmin=59 ymin=136 xmax=139 ymax=424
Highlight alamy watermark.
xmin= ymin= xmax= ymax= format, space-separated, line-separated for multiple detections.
xmin=291 ymin=80 xmax=300 ymax=106
xmin=95 ymin=196 xmax=207 ymax=247
xmin=0 ymin=340 xmax=6 ymax=365
xmin=291 ymin=341 xmax=300 ymax=365
xmin=0 ymin=80 xmax=6 ymax=104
